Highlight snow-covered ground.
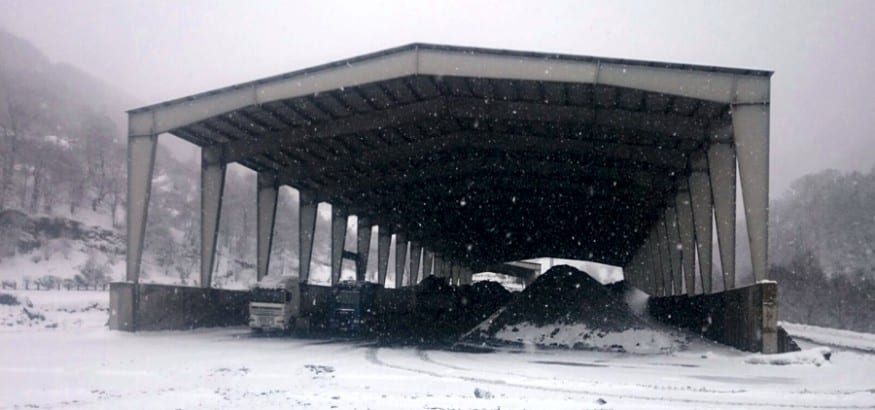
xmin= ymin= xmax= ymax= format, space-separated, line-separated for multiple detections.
xmin=1 ymin=290 xmax=874 ymax=409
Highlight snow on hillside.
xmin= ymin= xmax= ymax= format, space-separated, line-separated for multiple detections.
xmin=1 ymin=290 xmax=874 ymax=409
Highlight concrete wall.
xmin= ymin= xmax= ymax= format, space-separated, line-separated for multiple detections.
xmin=109 ymin=282 xmax=250 ymax=331
xmin=648 ymin=282 xmax=779 ymax=353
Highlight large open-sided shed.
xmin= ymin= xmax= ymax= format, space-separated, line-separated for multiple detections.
xmin=121 ymin=44 xmax=775 ymax=350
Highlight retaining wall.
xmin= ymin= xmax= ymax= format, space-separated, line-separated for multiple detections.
xmin=648 ymin=281 xmax=780 ymax=353
xmin=109 ymin=282 xmax=250 ymax=331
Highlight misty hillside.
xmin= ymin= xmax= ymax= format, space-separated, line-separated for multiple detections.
xmin=770 ymin=167 xmax=875 ymax=278
xmin=0 ymin=28 xmax=336 ymax=288
xmin=767 ymin=167 xmax=875 ymax=333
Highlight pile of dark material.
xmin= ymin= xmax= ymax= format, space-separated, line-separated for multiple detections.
xmin=472 ymin=265 xmax=644 ymax=338
xmin=373 ymin=276 xmax=511 ymax=345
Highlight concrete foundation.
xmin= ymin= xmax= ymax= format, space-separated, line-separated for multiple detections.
xmin=109 ymin=282 xmax=250 ymax=331
xmin=648 ymin=281 xmax=779 ymax=353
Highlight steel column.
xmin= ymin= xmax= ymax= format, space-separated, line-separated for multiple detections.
xmin=423 ymin=250 xmax=435 ymax=278
xmin=330 ymin=206 xmax=347 ymax=286
xmin=125 ymin=134 xmax=157 ymax=283
xmin=648 ymin=228 xmax=665 ymax=296
xmin=256 ymin=172 xmax=278 ymax=281
xmin=709 ymin=142 xmax=737 ymax=290
xmin=675 ymin=186 xmax=697 ymax=295
xmin=409 ymin=243 xmax=422 ymax=285
xmin=689 ymin=151 xmax=714 ymax=293
xmin=656 ymin=220 xmax=673 ymax=295
xmin=450 ymin=262 xmax=460 ymax=285
xmin=377 ymin=228 xmax=391 ymax=286
xmin=434 ymin=255 xmax=444 ymax=278
xmin=394 ymin=234 xmax=408 ymax=287
xmin=665 ymin=206 xmax=684 ymax=294
xmin=733 ymin=103 xmax=770 ymax=283
xmin=356 ymin=219 xmax=371 ymax=282
xmin=299 ymin=191 xmax=318 ymax=283
xmin=200 ymin=146 xmax=226 ymax=289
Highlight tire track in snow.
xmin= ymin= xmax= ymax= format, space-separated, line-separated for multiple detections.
xmin=416 ymin=349 xmax=746 ymax=395
xmin=364 ymin=346 xmax=873 ymax=409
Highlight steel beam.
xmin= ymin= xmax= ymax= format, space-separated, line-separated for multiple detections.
xmin=126 ymin=134 xmax=158 ymax=283
xmin=733 ymin=103 xmax=770 ymax=282
xmin=356 ymin=218 xmax=371 ymax=282
xmin=330 ymin=206 xmax=347 ymax=286
xmin=394 ymin=233 xmax=408 ymax=287
xmin=709 ymin=142 xmax=737 ymax=290
xmin=299 ymin=191 xmax=318 ymax=283
xmin=256 ymin=172 xmax=279 ymax=281
xmin=377 ymin=228 xmax=391 ymax=286
xmin=200 ymin=146 xmax=226 ymax=289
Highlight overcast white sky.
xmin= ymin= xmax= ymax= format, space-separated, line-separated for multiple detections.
xmin=1 ymin=0 xmax=873 ymax=196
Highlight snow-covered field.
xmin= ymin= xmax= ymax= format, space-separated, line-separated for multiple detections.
xmin=1 ymin=291 xmax=874 ymax=409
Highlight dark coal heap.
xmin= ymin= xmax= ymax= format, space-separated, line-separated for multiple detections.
xmin=482 ymin=265 xmax=642 ymax=335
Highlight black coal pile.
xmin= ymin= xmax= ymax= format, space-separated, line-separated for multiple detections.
xmin=460 ymin=265 xmax=675 ymax=352
xmin=374 ymin=276 xmax=511 ymax=345
xmin=457 ymin=280 xmax=512 ymax=325
xmin=483 ymin=265 xmax=638 ymax=333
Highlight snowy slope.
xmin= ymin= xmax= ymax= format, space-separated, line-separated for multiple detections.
xmin=1 ymin=290 xmax=874 ymax=409
xmin=783 ymin=321 xmax=875 ymax=353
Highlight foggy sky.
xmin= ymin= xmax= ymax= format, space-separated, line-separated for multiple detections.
xmin=1 ymin=0 xmax=873 ymax=197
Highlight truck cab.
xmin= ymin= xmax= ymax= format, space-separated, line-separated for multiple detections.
xmin=330 ymin=280 xmax=381 ymax=334
xmin=249 ymin=276 xmax=301 ymax=332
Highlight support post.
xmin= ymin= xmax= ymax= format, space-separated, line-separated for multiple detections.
xmin=733 ymin=103 xmax=770 ymax=283
xmin=656 ymin=220 xmax=673 ymax=295
xmin=394 ymin=233 xmax=407 ymax=287
xmin=648 ymin=229 xmax=665 ymax=296
xmin=423 ymin=250 xmax=435 ymax=277
xmin=126 ymin=134 xmax=158 ymax=283
xmin=434 ymin=255 xmax=444 ymax=278
xmin=665 ymin=206 xmax=684 ymax=293
xmin=709 ymin=142 xmax=737 ymax=290
xmin=689 ymin=151 xmax=714 ymax=293
xmin=256 ymin=172 xmax=278 ymax=281
xmin=330 ymin=206 xmax=347 ymax=286
xmin=461 ymin=267 xmax=472 ymax=285
xmin=641 ymin=239 xmax=655 ymax=295
xmin=675 ymin=186 xmax=697 ymax=295
xmin=299 ymin=191 xmax=318 ymax=283
xmin=377 ymin=227 xmax=391 ymax=286
xmin=356 ymin=219 xmax=371 ymax=282
xmin=200 ymin=146 xmax=226 ymax=289
xmin=409 ymin=243 xmax=422 ymax=285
